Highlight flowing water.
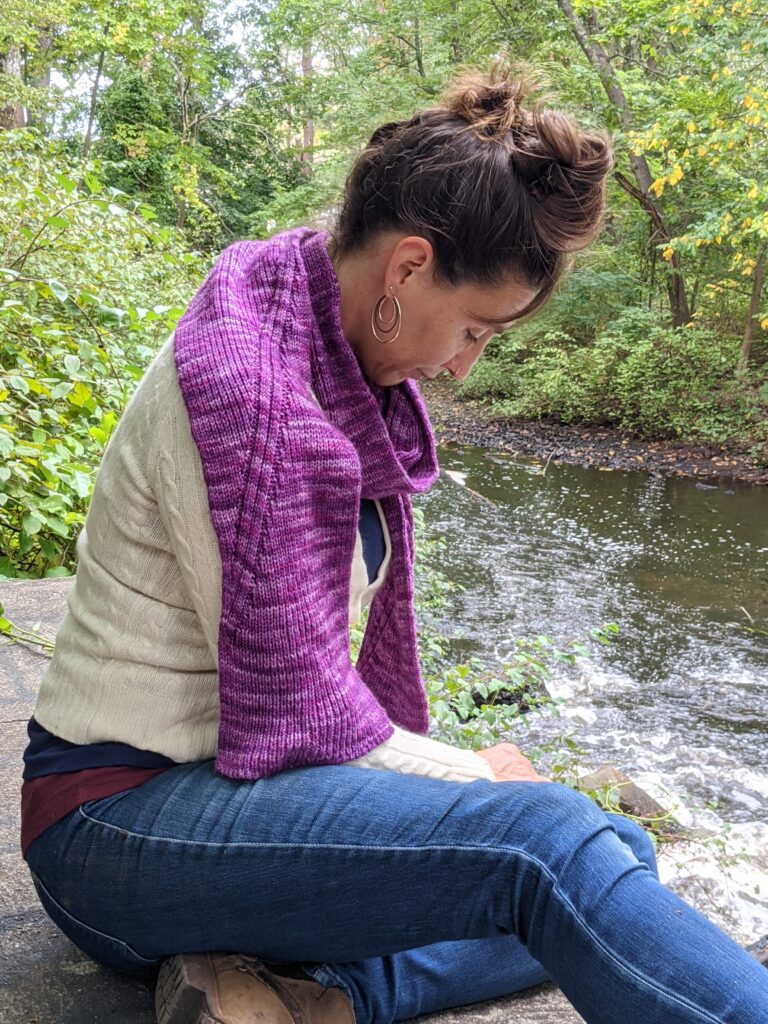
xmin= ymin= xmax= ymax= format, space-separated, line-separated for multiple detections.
xmin=416 ymin=444 xmax=768 ymax=943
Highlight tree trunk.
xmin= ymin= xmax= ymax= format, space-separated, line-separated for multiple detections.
xmin=413 ymin=17 xmax=426 ymax=78
xmin=300 ymin=42 xmax=314 ymax=177
xmin=31 ymin=29 xmax=53 ymax=90
xmin=450 ymin=1 xmax=463 ymax=62
xmin=82 ymin=47 xmax=106 ymax=157
xmin=25 ymin=29 xmax=53 ymax=129
xmin=738 ymin=241 xmax=767 ymax=372
xmin=0 ymin=48 xmax=26 ymax=129
xmin=555 ymin=0 xmax=691 ymax=326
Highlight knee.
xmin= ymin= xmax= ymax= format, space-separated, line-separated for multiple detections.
xmin=530 ymin=780 xmax=610 ymax=830
xmin=496 ymin=780 xmax=612 ymax=851
xmin=604 ymin=813 xmax=659 ymax=877
xmin=520 ymin=786 xmax=659 ymax=879
xmin=494 ymin=783 xmax=654 ymax=877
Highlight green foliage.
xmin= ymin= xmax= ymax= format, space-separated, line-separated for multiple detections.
xmin=0 ymin=131 xmax=205 ymax=579
xmin=424 ymin=623 xmax=619 ymax=757
xmin=425 ymin=639 xmax=565 ymax=750
xmin=462 ymin=302 xmax=768 ymax=459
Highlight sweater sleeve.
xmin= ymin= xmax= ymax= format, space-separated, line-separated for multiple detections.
xmin=345 ymin=724 xmax=496 ymax=782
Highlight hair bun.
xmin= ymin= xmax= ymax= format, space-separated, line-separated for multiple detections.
xmin=441 ymin=61 xmax=613 ymax=252
xmin=442 ymin=63 xmax=538 ymax=141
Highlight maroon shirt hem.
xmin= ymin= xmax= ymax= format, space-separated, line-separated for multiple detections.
xmin=21 ymin=766 xmax=170 ymax=858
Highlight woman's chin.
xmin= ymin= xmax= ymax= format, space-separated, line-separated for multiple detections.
xmin=365 ymin=365 xmax=425 ymax=387
xmin=375 ymin=370 xmax=419 ymax=387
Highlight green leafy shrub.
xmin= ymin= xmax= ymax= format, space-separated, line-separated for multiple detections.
xmin=0 ymin=131 xmax=206 ymax=578
xmin=463 ymin=305 xmax=767 ymax=457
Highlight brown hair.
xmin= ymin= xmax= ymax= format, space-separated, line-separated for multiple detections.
xmin=328 ymin=62 xmax=614 ymax=319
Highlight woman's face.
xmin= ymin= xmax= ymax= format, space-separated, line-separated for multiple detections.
xmin=337 ymin=234 xmax=539 ymax=388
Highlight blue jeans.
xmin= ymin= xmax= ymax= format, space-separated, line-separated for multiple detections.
xmin=26 ymin=761 xmax=768 ymax=1023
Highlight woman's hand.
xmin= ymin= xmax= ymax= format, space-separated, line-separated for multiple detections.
xmin=476 ymin=742 xmax=549 ymax=783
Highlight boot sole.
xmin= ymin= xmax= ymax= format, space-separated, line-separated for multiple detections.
xmin=155 ymin=954 xmax=220 ymax=1024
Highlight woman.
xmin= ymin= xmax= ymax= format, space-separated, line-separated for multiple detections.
xmin=20 ymin=65 xmax=768 ymax=1024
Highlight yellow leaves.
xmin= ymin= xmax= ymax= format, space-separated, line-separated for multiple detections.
xmin=742 ymin=217 xmax=753 ymax=228
xmin=742 ymin=96 xmax=762 ymax=126
xmin=697 ymin=145 xmax=708 ymax=157
xmin=761 ymin=318 xmax=768 ymax=330
xmin=742 ymin=258 xmax=756 ymax=277
xmin=111 ymin=22 xmax=129 ymax=46
xmin=668 ymin=165 xmax=684 ymax=186
xmin=748 ymin=185 xmax=759 ymax=200
xmin=650 ymin=177 xmax=666 ymax=198
xmin=742 ymin=40 xmax=752 ymax=51
xmin=712 ymin=71 xmax=719 ymax=81
xmin=127 ymin=137 xmax=149 ymax=159
xmin=662 ymin=247 xmax=675 ymax=261
xmin=715 ymin=235 xmax=723 ymax=244
xmin=722 ymin=67 xmax=733 ymax=77
xmin=686 ymin=122 xmax=697 ymax=133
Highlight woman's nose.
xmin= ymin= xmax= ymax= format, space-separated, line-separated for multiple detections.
xmin=445 ymin=345 xmax=484 ymax=381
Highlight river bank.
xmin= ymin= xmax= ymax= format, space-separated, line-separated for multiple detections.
xmin=420 ymin=378 xmax=768 ymax=487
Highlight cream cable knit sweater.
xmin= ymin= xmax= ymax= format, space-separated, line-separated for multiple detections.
xmin=34 ymin=337 xmax=493 ymax=784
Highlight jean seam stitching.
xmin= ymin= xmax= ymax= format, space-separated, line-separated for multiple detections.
xmin=304 ymin=964 xmax=354 ymax=998
xmin=74 ymin=807 xmax=719 ymax=1021
xmin=30 ymin=870 xmax=157 ymax=965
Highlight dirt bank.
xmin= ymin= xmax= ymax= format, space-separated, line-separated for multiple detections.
xmin=420 ymin=377 xmax=768 ymax=487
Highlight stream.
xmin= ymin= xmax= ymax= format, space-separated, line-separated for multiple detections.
xmin=416 ymin=443 xmax=768 ymax=944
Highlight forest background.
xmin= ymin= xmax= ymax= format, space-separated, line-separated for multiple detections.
xmin=0 ymin=0 xmax=767 ymax=579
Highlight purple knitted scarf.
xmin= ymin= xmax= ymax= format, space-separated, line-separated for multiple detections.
xmin=174 ymin=227 xmax=439 ymax=778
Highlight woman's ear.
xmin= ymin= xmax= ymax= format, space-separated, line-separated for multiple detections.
xmin=385 ymin=236 xmax=435 ymax=291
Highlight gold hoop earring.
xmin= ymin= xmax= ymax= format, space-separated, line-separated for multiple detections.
xmin=371 ymin=288 xmax=402 ymax=344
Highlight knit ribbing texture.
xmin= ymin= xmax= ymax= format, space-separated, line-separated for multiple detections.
xmin=174 ymin=227 xmax=439 ymax=778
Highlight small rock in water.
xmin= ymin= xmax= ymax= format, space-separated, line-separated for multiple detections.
xmin=577 ymin=765 xmax=687 ymax=836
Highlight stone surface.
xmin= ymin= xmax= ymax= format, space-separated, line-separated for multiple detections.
xmin=0 ymin=578 xmax=583 ymax=1024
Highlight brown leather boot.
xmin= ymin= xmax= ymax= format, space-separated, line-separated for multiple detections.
xmin=155 ymin=952 xmax=356 ymax=1024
